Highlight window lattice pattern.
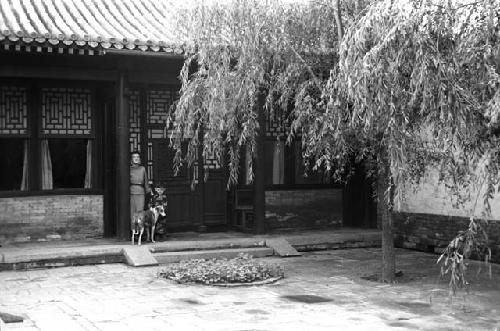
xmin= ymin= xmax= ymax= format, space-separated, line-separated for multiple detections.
xmin=0 ymin=86 xmax=28 ymax=135
xmin=41 ymin=87 xmax=92 ymax=135
xmin=148 ymin=140 xmax=153 ymax=184
xmin=147 ymin=90 xmax=171 ymax=125
xmin=146 ymin=89 xmax=172 ymax=183
xmin=147 ymin=128 xmax=167 ymax=184
xmin=204 ymin=149 xmax=221 ymax=169
xmin=265 ymin=110 xmax=288 ymax=137
xmin=129 ymin=90 xmax=141 ymax=153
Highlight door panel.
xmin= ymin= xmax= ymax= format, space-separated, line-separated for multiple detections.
xmin=204 ymin=170 xmax=226 ymax=225
xmin=152 ymin=140 xmax=196 ymax=228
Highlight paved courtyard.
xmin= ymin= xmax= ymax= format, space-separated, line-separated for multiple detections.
xmin=0 ymin=248 xmax=499 ymax=331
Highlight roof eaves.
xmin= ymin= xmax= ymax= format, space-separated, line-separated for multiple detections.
xmin=0 ymin=29 xmax=185 ymax=55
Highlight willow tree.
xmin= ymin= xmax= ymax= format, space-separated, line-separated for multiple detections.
xmin=172 ymin=0 xmax=499 ymax=284
xmin=295 ymin=0 xmax=500 ymax=282
xmin=171 ymin=0 xmax=342 ymax=233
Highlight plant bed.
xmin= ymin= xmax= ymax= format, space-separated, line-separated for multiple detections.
xmin=158 ymin=253 xmax=284 ymax=286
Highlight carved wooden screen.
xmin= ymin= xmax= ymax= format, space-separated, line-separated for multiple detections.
xmin=0 ymin=86 xmax=29 ymax=136
xmin=203 ymin=148 xmax=221 ymax=170
xmin=147 ymin=90 xmax=171 ymax=125
xmin=40 ymin=87 xmax=93 ymax=137
xmin=265 ymin=110 xmax=289 ymax=138
xmin=146 ymin=89 xmax=172 ymax=184
xmin=128 ymin=89 xmax=141 ymax=153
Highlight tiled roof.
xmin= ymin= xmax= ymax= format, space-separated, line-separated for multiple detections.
xmin=0 ymin=0 xmax=187 ymax=55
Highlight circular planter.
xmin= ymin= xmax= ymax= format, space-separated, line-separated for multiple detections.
xmin=211 ymin=275 xmax=284 ymax=287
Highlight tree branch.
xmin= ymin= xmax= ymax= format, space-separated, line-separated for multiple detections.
xmin=333 ymin=0 xmax=344 ymax=44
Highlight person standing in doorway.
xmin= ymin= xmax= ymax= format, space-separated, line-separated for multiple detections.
xmin=130 ymin=151 xmax=151 ymax=216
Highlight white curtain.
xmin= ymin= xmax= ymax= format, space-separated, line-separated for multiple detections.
xmin=244 ymin=147 xmax=252 ymax=184
xmin=41 ymin=139 xmax=53 ymax=190
xmin=272 ymin=141 xmax=284 ymax=184
xmin=84 ymin=140 xmax=92 ymax=188
xmin=20 ymin=139 xmax=29 ymax=190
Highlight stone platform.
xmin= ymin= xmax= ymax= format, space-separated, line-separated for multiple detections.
xmin=0 ymin=228 xmax=381 ymax=271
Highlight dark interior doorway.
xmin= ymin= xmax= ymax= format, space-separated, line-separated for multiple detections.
xmin=343 ymin=163 xmax=377 ymax=228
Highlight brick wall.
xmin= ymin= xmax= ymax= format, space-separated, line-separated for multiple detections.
xmin=376 ymin=167 xmax=500 ymax=263
xmin=392 ymin=212 xmax=500 ymax=263
xmin=265 ymin=189 xmax=343 ymax=230
xmin=0 ymin=195 xmax=103 ymax=243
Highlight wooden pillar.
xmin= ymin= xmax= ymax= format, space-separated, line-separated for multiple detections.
xmin=116 ymin=73 xmax=130 ymax=240
xmin=103 ymin=101 xmax=116 ymax=237
xmin=253 ymin=91 xmax=266 ymax=234
xmin=28 ymin=84 xmax=40 ymax=191
xmin=197 ymin=125 xmax=207 ymax=232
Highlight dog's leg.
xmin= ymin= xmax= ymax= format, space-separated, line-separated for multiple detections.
xmin=151 ymin=221 xmax=156 ymax=243
xmin=138 ymin=228 xmax=144 ymax=246
xmin=145 ymin=227 xmax=151 ymax=243
xmin=131 ymin=230 xmax=135 ymax=245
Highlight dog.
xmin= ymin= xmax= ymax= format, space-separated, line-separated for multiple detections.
xmin=131 ymin=203 xmax=166 ymax=245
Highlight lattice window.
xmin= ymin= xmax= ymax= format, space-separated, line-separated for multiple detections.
xmin=147 ymin=128 xmax=168 ymax=184
xmin=41 ymin=87 xmax=92 ymax=136
xmin=147 ymin=90 xmax=171 ymax=125
xmin=265 ymin=110 xmax=289 ymax=137
xmin=129 ymin=90 xmax=141 ymax=153
xmin=204 ymin=148 xmax=221 ymax=169
xmin=0 ymin=86 xmax=29 ymax=135
xmin=146 ymin=89 xmax=173 ymax=183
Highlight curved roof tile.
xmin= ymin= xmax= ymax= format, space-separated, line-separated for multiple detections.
xmin=0 ymin=0 xmax=186 ymax=53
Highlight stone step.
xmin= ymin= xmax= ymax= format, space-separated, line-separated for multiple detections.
xmin=149 ymin=238 xmax=266 ymax=254
xmin=0 ymin=247 xmax=124 ymax=271
xmin=154 ymin=247 xmax=274 ymax=264
xmin=122 ymin=246 xmax=158 ymax=267
xmin=266 ymin=238 xmax=302 ymax=257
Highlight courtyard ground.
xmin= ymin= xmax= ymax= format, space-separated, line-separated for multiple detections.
xmin=0 ymin=248 xmax=499 ymax=331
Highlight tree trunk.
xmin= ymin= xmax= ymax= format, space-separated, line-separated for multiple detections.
xmin=379 ymin=161 xmax=396 ymax=283
xmin=381 ymin=201 xmax=396 ymax=282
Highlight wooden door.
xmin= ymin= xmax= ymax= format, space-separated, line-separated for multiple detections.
xmin=151 ymin=140 xmax=200 ymax=230
xmin=203 ymin=169 xmax=227 ymax=226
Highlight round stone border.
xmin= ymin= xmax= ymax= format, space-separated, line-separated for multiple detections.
xmin=211 ymin=275 xmax=284 ymax=287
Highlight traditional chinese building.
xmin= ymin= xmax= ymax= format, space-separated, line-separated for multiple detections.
xmin=0 ymin=0 xmax=378 ymax=243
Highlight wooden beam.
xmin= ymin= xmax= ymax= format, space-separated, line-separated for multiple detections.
xmin=116 ymin=73 xmax=130 ymax=240
xmin=103 ymin=48 xmax=184 ymax=59
xmin=127 ymin=71 xmax=181 ymax=85
xmin=0 ymin=65 xmax=117 ymax=81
